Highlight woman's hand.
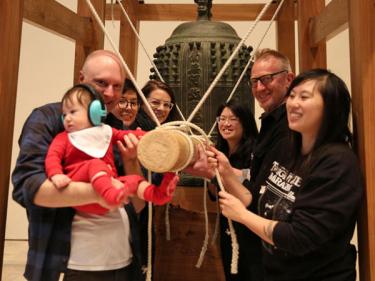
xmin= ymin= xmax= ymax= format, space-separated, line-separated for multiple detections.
xmin=218 ymin=190 xmax=248 ymax=223
xmin=207 ymin=146 xmax=233 ymax=177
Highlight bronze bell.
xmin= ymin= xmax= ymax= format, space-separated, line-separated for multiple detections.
xmin=150 ymin=0 xmax=254 ymax=185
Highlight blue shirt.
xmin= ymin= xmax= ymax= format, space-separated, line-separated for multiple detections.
xmin=12 ymin=102 xmax=143 ymax=281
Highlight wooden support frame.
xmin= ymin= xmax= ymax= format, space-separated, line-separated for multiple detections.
xmin=0 ymin=1 xmax=24 ymax=278
xmin=105 ymin=3 xmax=292 ymax=21
xmin=0 ymin=0 xmax=374 ymax=280
xmin=348 ymin=1 xmax=375 ymax=280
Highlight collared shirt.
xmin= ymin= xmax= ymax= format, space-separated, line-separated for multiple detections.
xmin=11 ymin=103 xmax=143 ymax=281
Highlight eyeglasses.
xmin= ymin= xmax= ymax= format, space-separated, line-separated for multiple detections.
xmin=250 ymin=70 xmax=288 ymax=88
xmin=118 ymin=99 xmax=139 ymax=109
xmin=216 ymin=116 xmax=239 ymax=124
xmin=147 ymin=98 xmax=174 ymax=110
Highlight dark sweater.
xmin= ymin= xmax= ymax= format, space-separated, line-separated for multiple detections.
xmin=256 ymin=142 xmax=363 ymax=281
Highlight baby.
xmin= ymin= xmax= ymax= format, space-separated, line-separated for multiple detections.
xmin=45 ymin=84 xmax=178 ymax=215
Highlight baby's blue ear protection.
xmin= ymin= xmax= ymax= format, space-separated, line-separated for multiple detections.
xmin=75 ymin=83 xmax=107 ymax=126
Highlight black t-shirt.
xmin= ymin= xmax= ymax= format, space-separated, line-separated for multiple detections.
xmin=250 ymin=104 xmax=289 ymax=184
xmin=256 ymin=142 xmax=363 ymax=281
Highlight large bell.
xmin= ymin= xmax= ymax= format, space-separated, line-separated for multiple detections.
xmin=150 ymin=0 xmax=253 ymax=185
xmin=150 ymin=0 xmax=254 ymax=128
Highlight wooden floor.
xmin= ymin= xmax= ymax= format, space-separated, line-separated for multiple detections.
xmin=2 ymin=236 xmax=360 ymax=281
xmin=2 ymin=240 xmax=63 ymax=281
xmin=2 ymin=240 xmax=28 ymax=281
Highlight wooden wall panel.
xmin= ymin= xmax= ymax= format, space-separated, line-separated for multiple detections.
xmin=297 ymin=0 xmax=327 ymax=71
xmin=348 ymin=1 xmax=375 ymax=280
xmin=23 ymin=0 xmax=93 ymax=44
xmin=0 ymin=0 xmax=24 ymax=278
xmin=119 ymin=0 xmax=140 ymax=77
xmin=309 ymin=0 xmax=348 ymax=46
xmin=74 ymin=0 xmax=106 ymax=84
xmin=276 ymin=0 xmax=296 ymax=72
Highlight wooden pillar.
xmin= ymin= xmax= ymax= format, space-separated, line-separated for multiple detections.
xmin=0 ymin=0 xmax=24 ymax=278
xmin=297 ymin=0 xmax=326 ymax=71
xmin=74 ymin=0 xmax=106 ymax=83
xmin=276 ymin=0 xmax=296 ymax=73
xmin=119 ymin=0 xmax=140 ymax=77
xmin=348 ymin=1 xmax=375 ymax=280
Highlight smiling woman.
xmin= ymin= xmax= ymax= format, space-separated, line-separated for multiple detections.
xmin=212 ymin=100 xmax=260 ymax=281
xmin=112 ymin=79 xmax=141 ymax=128
xmin=134 ymin=80 xmax=180 ymax=131
xmin=216 ymin=69 xmax=363 ymax=281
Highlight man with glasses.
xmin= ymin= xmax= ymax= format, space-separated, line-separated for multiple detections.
xmin=249 ymin=48 xmax=294 ymax=185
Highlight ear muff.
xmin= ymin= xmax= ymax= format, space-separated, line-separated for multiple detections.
xmin=75 ymin=84 xmax=107 ymax=126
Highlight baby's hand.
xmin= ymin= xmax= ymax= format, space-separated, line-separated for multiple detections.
xmin=51 ymin=174 xmax=71 ymax=189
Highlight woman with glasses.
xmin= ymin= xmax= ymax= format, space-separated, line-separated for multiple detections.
xmin=132 ymin=79 xmax=179 ymax=279
xmin=135 ymin=80 xmax=179 ymax=131
xmin=112 ymin=79 xmax=140 ymax=129
xmin=210 ymin=100 xmax=261 ymax=281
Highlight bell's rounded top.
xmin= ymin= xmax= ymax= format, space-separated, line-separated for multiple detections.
xmin=166 ymin=20 xmax=241 ymax=44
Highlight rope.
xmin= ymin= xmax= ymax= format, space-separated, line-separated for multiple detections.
xmin=207 ymin=0 xmax=286 ymax=136
xmin=84 ymin=0 xmax=160 ymax=127
xmin=157 ymin=120 xmax=239 ymax=271
xmin=187 ymin=0 xmax=275 ymax=123
xmin=116 ymin=0 xmax=187 ymax=123
xmin=86 ymin=0 xmax=285 ymax=276
xmin=195 ymin=179 xmax=209 ymax=268
xmin=147 ymin=201 xmax=153 ymax=281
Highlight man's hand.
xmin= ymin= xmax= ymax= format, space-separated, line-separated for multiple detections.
xmin=183 ymin=144 xmax=215 ymax=179
xmin=117 ymin=133 xmax=139 ymax=162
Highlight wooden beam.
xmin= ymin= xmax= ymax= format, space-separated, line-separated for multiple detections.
xmin=119 ymin=0 xmax=140 ymax=77
xmin=310 ymin=0 xmax=348 ymax=47
xmin=297 ymin=0 xmax=327 ymax=72
xmin=23 ymin=0 xmax=94 ymax=45
xmin=348 ymin=1 xmax=375 ymax=280
xmin=74 ymin=0 xmax=106 ymax=84
xmin=0 ymin=0 xmax=23 ymax=278
xmin=276 ymin=0 xmax=296 ymax=73
xmin=106 ymin=3 xmax=294 ymax=21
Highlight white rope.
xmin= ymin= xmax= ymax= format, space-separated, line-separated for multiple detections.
xmin=187 ymin=0 xmax=275 ymax=123
xmin=211 ymin=190 xmax=220 ymax=246
xmin=146 ymin=172 xmax=153 ymax=281
xmin=195 ymin=179 xmax=209 ymax=268
xmin=84 ymin=0 xmax=161 ymax=127
xmin=207 ymin=0 xmax=286 ymax=137
xmin=85 ymin=0 xmax=284 ymax=276
xmin=158 ymin=120 xmax=239 ymax=271
xmin=116 ymin=0 xmax=188 ymax=124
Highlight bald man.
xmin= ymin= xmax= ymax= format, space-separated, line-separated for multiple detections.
xmin=12 ymin=50 xmax=145 ymax=281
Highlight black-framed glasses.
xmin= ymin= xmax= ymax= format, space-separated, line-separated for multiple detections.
xmin=250 ymin=70 xmax=288 ymax=88
xmin=118 ymin=99 xmax=139 ymax=109
xmin=147 ymin=98 xmax=174 ymax=110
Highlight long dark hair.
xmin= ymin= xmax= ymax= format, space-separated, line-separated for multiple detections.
xmin=215 ymin=100 xmax=258 ymax=159
xmin=287 ymin=68 xmax=352 ymax=161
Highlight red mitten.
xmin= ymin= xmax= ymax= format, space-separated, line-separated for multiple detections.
xmin=117 ymin=175 xmax=145 ymax=196
xmin=143 ymin=173 xmax=179 ymax=205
